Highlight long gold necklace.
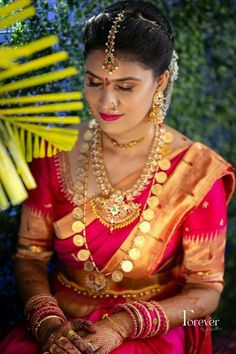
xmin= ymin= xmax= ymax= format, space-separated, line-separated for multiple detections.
xmin=69 ymin=119 xmax=174 ymax=291
xmin=90 ymin=124 xmax=166 ymax=231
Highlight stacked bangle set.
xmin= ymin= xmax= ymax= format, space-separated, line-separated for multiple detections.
xmin=24 ymin=294 xmax=66 ymax=341
xmin=115 ymin=300 xmax=169 ymax=339
xmin=24 ymin=294 xmax=169 ymax=341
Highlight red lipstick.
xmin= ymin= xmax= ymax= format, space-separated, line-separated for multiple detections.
xmin=99 ymin=112 xmax=124 ymax=121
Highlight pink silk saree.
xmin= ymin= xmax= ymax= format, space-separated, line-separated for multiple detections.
xmin=0 ymin=141 xmax=234 ymax=354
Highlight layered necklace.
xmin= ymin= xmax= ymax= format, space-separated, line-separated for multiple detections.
xmin=69 ymin=120 xmax=173 ymax=291
xmin=91 ymin=124 xmax=166 ymax=231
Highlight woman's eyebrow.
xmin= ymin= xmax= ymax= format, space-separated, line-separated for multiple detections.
xmin=85 ymin=70 xmax=141 ymax=82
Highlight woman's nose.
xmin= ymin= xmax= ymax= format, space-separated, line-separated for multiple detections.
xmin=99 ymin=88 xmax=118 ymax=110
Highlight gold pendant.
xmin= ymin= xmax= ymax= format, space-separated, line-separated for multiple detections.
xmin=84 ymin=261 xmax=94 ymax=272
xmin=121 ymin=260 xmax=134 ymax=272
xmin=158 ymin=158 xmax=171 ymax=171
xmin=91 ymin=192 xmax=141 ymax=231
xmin=151 ymin=184 xmax=163 ymax=196
xmin=85 ymin=272 xmax=107 ymax=292
xmin=72 ymin=207 xmax=83 ymax=219
xmin=139 ymin=221 xmax=151 ymax=233
xmin=73 ymin=234 xmax=84 ymax=247
xmin=147 ymin=196 xmax=159 ymax=208
xmin=164 ymin=131 xmax=173 ymax=144
xmin=128 ymin=248 xmax=141 ymax=260
xmin=112 ymin=270 xmax=124 ymax=282
xmin=77 ymin=249 xmax=90 ymax=261
xmin=155 ymin=171 xmax=168 ymax=184
xmin=143 ymin=208 xmax=155 ymax=221
xmin=72 ymin=221 xmax=85 ymax=233
xmin=134 ymin=235 xmax=146 ymax=247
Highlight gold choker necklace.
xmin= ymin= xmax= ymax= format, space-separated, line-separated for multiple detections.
xmin=103 ymin=132 xmax=146 ymax=149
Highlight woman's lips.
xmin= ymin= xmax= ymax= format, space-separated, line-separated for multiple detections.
xmin=99 ymin=112 xmax=124 ymax=121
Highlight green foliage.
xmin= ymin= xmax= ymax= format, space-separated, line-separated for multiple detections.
xmin=0 ymin=0 xmax=235 ymax=335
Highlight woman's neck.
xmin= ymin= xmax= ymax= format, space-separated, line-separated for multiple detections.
xmin=101 ymin=121 xmax=156 ymax=158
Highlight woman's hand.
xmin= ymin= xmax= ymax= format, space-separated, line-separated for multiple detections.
xmin=79 ymin=312 xmax=132 ymax=354
xmin=40 ymin=319 xmax=96 ymax=354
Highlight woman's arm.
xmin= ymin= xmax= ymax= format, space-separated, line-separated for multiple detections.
xmin=14 ymin=157 xmax=96 ymax=353
xmin=158 ymin=284 xmax=220 ymax=328
xmin=15 ymin=258 xmax=50 ymax=301
xmin=14 ymin=258 xmax=63 ymax=340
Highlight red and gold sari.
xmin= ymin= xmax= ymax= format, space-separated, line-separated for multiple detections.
xmin=0 ymin=138 xmax=234 ymax=354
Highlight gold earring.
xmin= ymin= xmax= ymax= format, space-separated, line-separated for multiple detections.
xmin=149 ymin=91 xmax=165 ymax=124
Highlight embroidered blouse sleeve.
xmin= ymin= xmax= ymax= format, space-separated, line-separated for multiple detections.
xmin=182 ymin=178 xmax=227 ymax=293
xmin=15 ymin=157 xmax=55 ymax=263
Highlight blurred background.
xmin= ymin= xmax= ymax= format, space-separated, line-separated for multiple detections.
xmin=0 ymin=0 xmax=235 ymax=352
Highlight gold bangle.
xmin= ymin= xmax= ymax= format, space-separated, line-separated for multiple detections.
xmin=106 ymin=316 xmax=126 ymax=339
xmin=34 ymin=315 xmax=65 ymax=341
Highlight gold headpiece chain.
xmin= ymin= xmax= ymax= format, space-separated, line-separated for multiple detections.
xmin=102 ymin=10 xmax=125 ymax=75
xmin=102 ymin=10 xmax=173 ymax=75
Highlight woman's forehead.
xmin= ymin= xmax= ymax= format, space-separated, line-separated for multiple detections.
xmin=85 ymin=50 xmax=153 ymax=80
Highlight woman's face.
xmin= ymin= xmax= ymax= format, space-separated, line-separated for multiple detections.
xmin=84 ymin=49 xmax=161 ymax=136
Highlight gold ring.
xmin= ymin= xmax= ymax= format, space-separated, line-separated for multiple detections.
xmin=58 ymin=336 xmax=67 ymax=344
xmin=65 ymin=329 xmax=76 ymax=338
xmin=49 ymin=343 xmax=58 ymax=352
xmin=88 ymin=342 xmax=96 ymax=351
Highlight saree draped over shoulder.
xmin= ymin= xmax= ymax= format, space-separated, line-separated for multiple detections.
xmin=0 ymin=141 xmax=235 ymax=354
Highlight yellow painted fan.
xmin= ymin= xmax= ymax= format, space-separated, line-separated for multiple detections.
xmin=0 ymin=0 xmax=83 ymax=210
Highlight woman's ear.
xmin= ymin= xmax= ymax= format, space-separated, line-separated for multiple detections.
xmin=156 ymin=70 xmax=170 ymax=91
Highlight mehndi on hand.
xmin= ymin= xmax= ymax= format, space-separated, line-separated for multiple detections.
xmin=79 ymin=312 xmax=132 ymax=354
xmin=40 ymin=319 xmax=96 ymax=354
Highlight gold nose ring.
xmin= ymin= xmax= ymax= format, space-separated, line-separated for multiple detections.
xmin=105 ymin=102 xmax=117 ymax=112
xmin=111 ymin=102 xmax=118 ymax=112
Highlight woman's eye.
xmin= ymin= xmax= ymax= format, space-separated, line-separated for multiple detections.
xmin=87 ymin=81 xmax=101 ymax=87
xmin=117 ymin=85 xmax=134 ymax=92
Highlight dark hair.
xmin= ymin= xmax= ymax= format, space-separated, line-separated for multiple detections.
xmin=83 ymin=1 xmax=174 ymax=77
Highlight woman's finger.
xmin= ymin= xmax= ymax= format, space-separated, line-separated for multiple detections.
xmin=49 ymin=342 xmax=65 ymax=354
xmin=65 ymin=330 xmax=95 ymax=354
xmin=55 ymin=336 xmax=81 ymax=354
xmin=76 ymin=329 xmax=87 ymax=338
xmin=71 ymin=319 xmax=96 ymax=334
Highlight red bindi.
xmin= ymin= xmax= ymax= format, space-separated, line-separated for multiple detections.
xmin=104 ymin=77 xmax=111 ymax=86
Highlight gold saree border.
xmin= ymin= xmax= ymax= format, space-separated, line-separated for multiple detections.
xmin=57 ymin=264 xmax=182 ymax=298
xmin=101 ymin=142 xmax=235 ymax=277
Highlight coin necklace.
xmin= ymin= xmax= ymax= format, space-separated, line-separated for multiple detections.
xmin=91 ymin=124 xmax=166 ymax=231
xmin=70 ymin=120 xmax=108 ymax=291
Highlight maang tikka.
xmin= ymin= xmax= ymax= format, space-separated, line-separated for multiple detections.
xmin=102 ymin=10 xmax=125 ymax=75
